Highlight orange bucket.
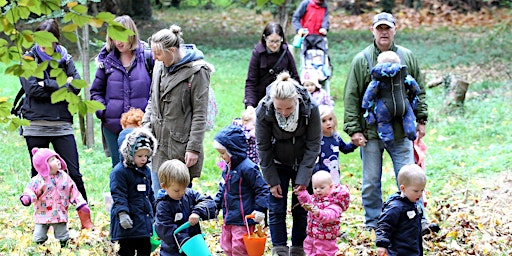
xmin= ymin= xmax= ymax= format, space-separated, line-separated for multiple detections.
xmin=243 ymin=233 xmax=267 ymax=256
xmin=243 ymin=214 xmax=267 ymax=256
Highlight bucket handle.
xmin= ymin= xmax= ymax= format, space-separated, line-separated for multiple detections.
xmin=173 ymin=221 xmax=192 ymax=251
xmin=245 ymin=214 xmax=255 ymax=236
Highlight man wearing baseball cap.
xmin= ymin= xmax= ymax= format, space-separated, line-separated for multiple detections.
xmin=343 ymin=12 xmax=439 ymax=235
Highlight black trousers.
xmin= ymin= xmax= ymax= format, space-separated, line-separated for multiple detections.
xmin=117 ymin=237 xmax=151 ymax=256
xmin=25 ymin=134 xmax=88 ymax=201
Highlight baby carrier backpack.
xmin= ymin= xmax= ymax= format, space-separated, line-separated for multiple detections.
xmin=364 ymin=48 xmax=410 ymax=118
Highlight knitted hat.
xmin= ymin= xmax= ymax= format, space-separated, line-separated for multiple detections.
xmin=133 ymin=136 xmax=154 ymax=155
xmin=301 ymin=68 xmax=321 ymax=89
xmin=119 ymin=128 xmax=158 ymax=168
xmin=32 ymin=147 xmax=67 ymax=177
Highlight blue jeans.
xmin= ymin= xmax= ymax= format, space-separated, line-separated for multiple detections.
xmin=268 ymin=164 xmax=311 ymax=247
xmin=360 ymin=138 xmax=414 ymax=228
xmin=103 ymin=127 xmax=120 ymax=168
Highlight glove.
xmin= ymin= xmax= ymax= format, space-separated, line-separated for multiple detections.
xmin=77 ymin=204 xmax=94 ymax=229
xmin=119 ymin=212 xmax=133 ymax=229
xmin=251 ymin=210 xmax=265 ymax=224
xmin=20 ymin=195 xmax=31 ymax=206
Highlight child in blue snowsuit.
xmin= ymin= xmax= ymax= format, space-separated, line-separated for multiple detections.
xmin=362 ymin=51 xmax=420 ymax=147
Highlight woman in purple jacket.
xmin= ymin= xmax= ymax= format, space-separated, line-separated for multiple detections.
xmin=244 ymin=22 xmax=300 ymax=112
xmin=90 ymin=15 xmax=153 ymax=167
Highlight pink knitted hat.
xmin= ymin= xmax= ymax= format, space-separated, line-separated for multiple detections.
xmin=31 ymin=147 xmax=67 ymax=177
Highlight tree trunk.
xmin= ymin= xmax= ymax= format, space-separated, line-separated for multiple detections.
xmin=428 ymin=74 xmax=470 ymax=113
xmin=443 ymin=75 xmax=469 ymax=110
xmin=77 ymin=25 xmax=95 ymax=148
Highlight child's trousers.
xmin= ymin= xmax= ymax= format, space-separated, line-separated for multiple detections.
xmin=34 ymin=223 xmax=69 ymax=243
xmin=221 ymin=224 xmax=254 ymax=256
xmin=303 ymin=236 xmax=338 ymax=256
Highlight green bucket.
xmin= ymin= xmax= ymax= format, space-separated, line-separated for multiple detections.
xmin=150 ymin=226 xmax=161 ymax=252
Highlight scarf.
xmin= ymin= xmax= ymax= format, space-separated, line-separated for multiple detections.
xmin=35 ymin=44 xmax=68 ymax=65
xmin=275 ymin=100 xmax=299 ymax=132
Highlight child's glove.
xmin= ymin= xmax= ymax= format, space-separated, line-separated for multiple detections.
xmin=119 ymin=212 xmax=133 ymax=229
xmin=20 ymin=195 xmax=31 ymax=206
xmin=251 ymin=210 xmax=265 ymax=224
xmin=77 ymin=204 xmax=94 ymax=229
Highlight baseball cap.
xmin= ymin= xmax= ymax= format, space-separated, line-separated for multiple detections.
xmin=373 ymin=12 xmax=395 ymax=28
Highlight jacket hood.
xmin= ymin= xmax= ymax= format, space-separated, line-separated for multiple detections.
xmin=31 ymin=147 xmax=67 ymax=177
xmin=383 ymin=191 xmax=414 ymax=208
xmin=371 ymin=62 xmax=404 ymax=79
xmin=119 ymin=127 xmax=158 ymax=168
xmin=168 ymin=44 xmax=205 ymax=72
xmin=214 ymin=125 xmax=248 ymax=168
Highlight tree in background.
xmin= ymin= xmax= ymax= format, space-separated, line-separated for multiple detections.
xmin=0 ymin=0 xmax=133 ymax=147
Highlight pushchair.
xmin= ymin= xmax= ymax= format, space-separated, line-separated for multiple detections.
xmin=299 ymin=34 xmax=333 ymax=95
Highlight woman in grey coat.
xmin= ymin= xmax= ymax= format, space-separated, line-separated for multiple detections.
xmin=143 ymin=24 xmax=214 ymax=193
xmin=255 ymin=71 xmax=322 ymax=256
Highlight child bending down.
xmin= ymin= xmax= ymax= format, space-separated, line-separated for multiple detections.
xmin=155 ymin=159 xmax=217 ymax=256
xmin=110 ymin=128 xmax=157 ymax=255
xmin=376 ymin=164 xmax=427 ymax=256
xmin=20 ymin=148 xmax=93 ymax=247
xmin=213 ymin=125 xmax=269 ymax=256
xmin=293 ymin=171 xmax=350 ymax=256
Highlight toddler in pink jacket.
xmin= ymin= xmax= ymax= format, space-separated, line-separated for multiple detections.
xmin=293 ymin=171 xmax=350 ymax=255
xmin=20 ymin=148 xmax=93 ymax=247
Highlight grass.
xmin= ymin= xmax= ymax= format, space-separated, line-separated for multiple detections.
xmin=1 ymin=7 xmax=512 ymax=255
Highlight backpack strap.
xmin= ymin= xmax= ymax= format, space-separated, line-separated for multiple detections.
xmin=144 ymin=48 xmax=154 ymax=76
xmin=10 ymin=87 xmax=25 ymax=116
xmin=269 ymin=48 xmax=287 ymax=75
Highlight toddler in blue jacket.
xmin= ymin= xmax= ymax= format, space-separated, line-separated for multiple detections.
xmin=213 ymin=125 xmax=269 ymax=255
xmin=154 ymin=159 xmax=217 ymax=256
xmin=376 ymin=164 xmax=426 ymax=256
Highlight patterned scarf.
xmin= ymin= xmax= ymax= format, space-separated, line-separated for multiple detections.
xmin=275 ymin=100 xmax=299 ymax=132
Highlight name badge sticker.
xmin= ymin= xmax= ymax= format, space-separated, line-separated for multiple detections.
xmin=137 ymin=184 xmax=146 ymax=192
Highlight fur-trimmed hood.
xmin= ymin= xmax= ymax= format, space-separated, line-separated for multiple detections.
xmin=119 ymin=127 xmax=158 ymax=168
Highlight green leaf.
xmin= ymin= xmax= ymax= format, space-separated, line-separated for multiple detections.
xmin=95 ymin=12 xmax=116 ymax=22
xmin=62 ymin=23 xmax=78 ymax=33
xmin=70 ymin=79 xmax=87 ymax=89
xmin=68 ymin=101 xmax=78 ymax=114
xmin=38 ymin=0 xmax=60 ymax=14
xmin=62 ymin=31 xmax=78 ymax=43
xmin=34 ymin=31 xmax=58 ymax=48
xmin=51 ymin=88 xmax=68 ymax=103
xmin=106 ymin=23 xmax=134 ymax=42
xmin=70 ymin=13 xmax=92 ymax=27
xmin=256 ymin=0 xmax=268 ymax=6
xmin=66 ymin=92 xmax=81 ymax=104
xmin=85 ymin=100 xmax=106 ymax=112
xmin=78 ymin=102 xmax=88 ymax=116
xmin=71 ymin=4 xmax=88 ymax=14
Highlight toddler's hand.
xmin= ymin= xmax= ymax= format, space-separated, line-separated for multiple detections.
xmin=251 ymin=211 xmax=265 ymax=224
xmin=319 ymin=28 xmax=327 ymax=35
xmin=189 ymin=213 xmax=200 ymax=226
xmin=20 ymin=195 xmax=31 ymax=206
xmin=377 ymin=247 xmax=388 ymax=256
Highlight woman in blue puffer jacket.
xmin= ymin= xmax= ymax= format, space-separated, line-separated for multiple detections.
xmin=90 ymin=15 xmax=153 ymax=167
